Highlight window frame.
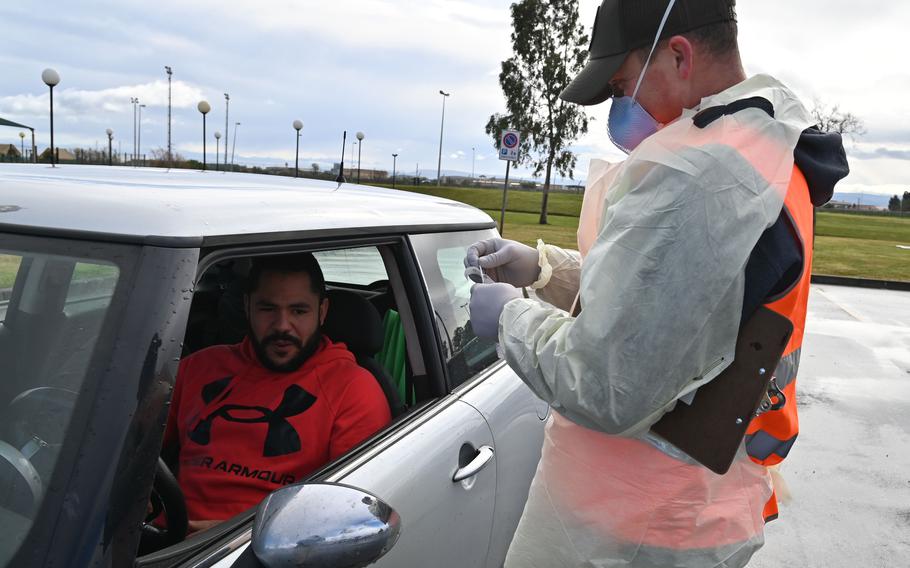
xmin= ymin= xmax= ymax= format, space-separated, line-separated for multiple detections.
xmin=407 ymin=228 xmax=503 ymax=393
xmin=135 ymin=234 xmax=453 ymax=566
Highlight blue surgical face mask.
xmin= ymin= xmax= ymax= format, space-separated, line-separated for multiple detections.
xmin=607 ymin=95 xmax=660 ymax=154
xmin=607 ymin=0 xmax=677 ymax=154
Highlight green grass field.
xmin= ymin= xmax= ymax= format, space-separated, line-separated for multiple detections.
xmin=813 ymin=212 xmax=910 ymax=280
xmin=380 ymin=184 xmax=584 ymax=217
xmin=401 ymin=186 xmax=910 ymax=282
xmin=0 ymin=255 xmax=22 ymax=289
xmin=1 ymin=188 xmax=907 ymax=288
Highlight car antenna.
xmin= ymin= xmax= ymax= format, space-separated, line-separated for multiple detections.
xmin=334 ymin=130 xmax=347 ymax=189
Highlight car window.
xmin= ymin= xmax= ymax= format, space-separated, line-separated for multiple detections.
xmin=410 ymin=230 xmax=501 ymax=389
xmin=0 ymin=242 xmax=126 ymax=567
xmin=0 ymin=254 xmax=22 ymax=322
xmin=65 ymin=262 xmax=119 ymax=315
xmin=315 ymin=247 xmax=387 ymax=286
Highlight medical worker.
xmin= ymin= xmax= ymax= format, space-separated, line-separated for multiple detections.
xmin=466 ymin=0 xmax=849 ymax=566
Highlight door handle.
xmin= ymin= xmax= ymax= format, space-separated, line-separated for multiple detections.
xmin=452 ymin=445 xmax=494 ymax=482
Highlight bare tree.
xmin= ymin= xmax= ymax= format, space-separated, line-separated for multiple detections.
xmin=811 ymin=100 xmax=866 ymax=140
xmin=150 ymin=147 xmax=185 ymax=163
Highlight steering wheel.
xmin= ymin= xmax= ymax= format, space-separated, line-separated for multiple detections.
xmin=0 ymin=387 xmax=77 ymax=518
xmin=138 ymin=457 xmax=188 ymax=555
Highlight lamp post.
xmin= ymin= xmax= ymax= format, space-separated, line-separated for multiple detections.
xmin=214 ymin=131 xmax=222 ymax=171
xmin=18 ymin=132 xmax=25 ymax=162
xmin=224 ymin=93 xmax=230 ymax=168
xmin=392 ymin=153 xmax=398 ymax=189
xmin=231 ymin=122 xmax=240 ymax=171
xmin=355 ymin=131 xmax=365 ymax=183
xmin=130 ymin=97 xmax=138 ymax=165
xmin=138 ymin=103 xmax=146 ymax=166
xmin=293 ymin=120 xmax=303 ymax=178
xmin=471 ymin=146 xmax=475 ymax=185
xmin=197 ymin=100 xmax=211 ymax=170
xmin=42 ymin=68 xmax=60 ymax=166
xmin=106 ymin=129 xmax=113 ymax=165
xmin=165 ymin=66 xmax=173 ymax=165
xmin=436 ymin=89 xmax=450 ymax=186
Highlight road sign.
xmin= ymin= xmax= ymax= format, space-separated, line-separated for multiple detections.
xmin=499 ymin=129 xmax=520 ymax=161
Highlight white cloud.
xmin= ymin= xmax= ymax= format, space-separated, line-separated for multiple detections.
xmin=187 ymin=0 xmax=513 ymax=65
xmin=3 ymin=0 xmax=909 ymax=188
xmin=0 ymin=80 xmax=206 ymax=120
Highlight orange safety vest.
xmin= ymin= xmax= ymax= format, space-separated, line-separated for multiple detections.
xmin=746 ymin=164 xmax=813 ymax=522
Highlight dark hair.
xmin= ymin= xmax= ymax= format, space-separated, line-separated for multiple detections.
xmin=635 ymin=20 xmax=739 ymax=63
xmin=246 ymin=252 xmax=326 ymax=299
xmin=683 ymin=19 xmax=739 ymax=59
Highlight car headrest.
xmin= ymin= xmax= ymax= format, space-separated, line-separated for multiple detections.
xmin=323 ymin=289 xmax=384 ymax=356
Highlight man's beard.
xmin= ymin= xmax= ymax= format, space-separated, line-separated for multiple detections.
xmin=249 ymin=327 xmax=323 ymax=373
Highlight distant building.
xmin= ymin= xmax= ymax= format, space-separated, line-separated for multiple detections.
xmin=824 ymin=200 xmax=885 ymax=211
xmin=330 ymin=163 xmax=388 ymax=182
xmin=0 ymin=144 xmax=21 ymax=158
xmin=38 ymin=147 xmax=76 ymax=162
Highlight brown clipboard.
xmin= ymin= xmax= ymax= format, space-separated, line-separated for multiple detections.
xmin=650 ymin=307 xmax=793 ymax=475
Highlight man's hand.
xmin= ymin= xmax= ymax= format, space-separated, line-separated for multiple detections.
xmin=464 ymin=238 xmax=540 ymax=287
xmin=188 ymin=519 xmax=221 ymax=535
xmin=469 ymin=282 xmax=522 ymax=339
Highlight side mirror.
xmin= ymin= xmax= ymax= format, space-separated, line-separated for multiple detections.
xmin=251 ymin=482 xmax=401 ymax=568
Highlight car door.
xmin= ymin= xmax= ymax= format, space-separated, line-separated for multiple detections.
xmin=182 ymin=232 xmax=538 ymax=568
xmin=409 ymin=230 xmax=547 ymax=567
xmin=316 ymin=235 xmax=499 ymax=567
xmin=175 ymin=238 xmax=497 ymax=568
xmin=330 ymin=398 xmax=496 ymax=567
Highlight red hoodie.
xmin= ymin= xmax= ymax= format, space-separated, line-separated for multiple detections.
xmin=164 ymin=336 xmax=391 ymax=520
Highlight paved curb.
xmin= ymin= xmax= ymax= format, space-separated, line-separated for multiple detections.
xmin=811 ymin=274 xmax=910 ymax=292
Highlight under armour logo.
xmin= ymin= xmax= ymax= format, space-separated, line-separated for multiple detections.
xmin=189 ymin=377 xmax=317 ymax=457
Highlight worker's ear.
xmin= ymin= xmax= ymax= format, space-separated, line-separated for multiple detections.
xmin=667 ymin=35 xmax=694 ymax=81
xmin=319 ymin=297 xmax=329 ymax=326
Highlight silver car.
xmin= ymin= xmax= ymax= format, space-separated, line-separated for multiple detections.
xmin=0 ymin=164 xmax=546 ymax=568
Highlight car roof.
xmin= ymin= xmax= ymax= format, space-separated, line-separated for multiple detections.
xmin=0 ymin=164 xmax=495 ymax=246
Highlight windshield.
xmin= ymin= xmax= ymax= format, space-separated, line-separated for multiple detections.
xmin=0 ymin=234 xmax=131 ymax=566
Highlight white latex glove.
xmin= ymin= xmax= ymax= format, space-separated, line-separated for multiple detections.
xmin=469 ymin=282 xmax=522 ymax=339
xmin=464 ymin=238 xmax=540 ymax=287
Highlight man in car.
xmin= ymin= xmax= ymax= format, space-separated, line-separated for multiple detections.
xmin=164 ymin=253 xmax=391 ymax=532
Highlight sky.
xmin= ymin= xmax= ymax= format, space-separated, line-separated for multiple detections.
xmin=1 ymin=0 xmax=908 ymax=196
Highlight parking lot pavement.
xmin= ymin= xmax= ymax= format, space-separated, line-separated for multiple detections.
xmin=751 ymin=284 xmax=910 ymax=567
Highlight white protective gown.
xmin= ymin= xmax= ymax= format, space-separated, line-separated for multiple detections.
xmin=501 ymin=75 xmax=813 ymax=567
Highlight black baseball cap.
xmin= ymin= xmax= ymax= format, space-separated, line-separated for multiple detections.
xmin=560 ymin=0 xmax=737 ymax=105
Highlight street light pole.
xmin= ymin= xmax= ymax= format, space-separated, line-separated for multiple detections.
xmin=165 ymin=66 xmax=173 ymax=165
xmin=138 ymin=103 xmax=146 ymax=166
xmin=42 ymin=68 xmax=60 ymax=167
xmin=130 ymin=97 xmax=138 ymax=165
xmin=356 ymin=131 xmax=364 ymax=183
xmin=214 ymin=131 xmax=221 ymax=171
xmin=224 ymin=93 xmax=230 ymax=169
xmin=436 ymin=90 xmax=450 ymax=186
xmin=198 ymin=100 xmax=211 ymax=170
xmin=231 ymin=122 xmax=240 ymax=171
xmin=106 ymin=129 xmax=113 ymax=165
xmin=18 ymin=132 xmax=25 ymax=162
xmin=392 ymin=153 xmax=398 ymax=189
xmin=293 ymin=120 xmax=303 ymax=178
xmin=471 ymin=146 xmax=475 ymax=185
